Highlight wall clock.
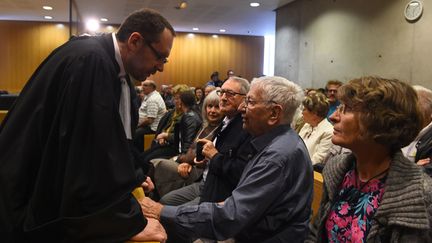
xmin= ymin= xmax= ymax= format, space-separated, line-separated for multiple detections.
xmin=405 ymin=0 xmax=423 ymax=22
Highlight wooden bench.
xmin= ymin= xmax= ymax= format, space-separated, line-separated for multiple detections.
xmin=312 ymin=171 xmax=324 ymax=220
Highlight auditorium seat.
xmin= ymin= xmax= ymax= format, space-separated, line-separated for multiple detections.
xmin=312 ymin=171 xmax=323 ymax=220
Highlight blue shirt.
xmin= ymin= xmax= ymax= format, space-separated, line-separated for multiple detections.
xmin=161 ymin=125 xmax=314 ymax=242
xmin=327 ymin=100 xmax=340 ymax=120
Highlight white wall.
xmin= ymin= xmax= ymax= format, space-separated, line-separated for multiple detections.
xmin=275 ymin=0 xmax=432 ymax=89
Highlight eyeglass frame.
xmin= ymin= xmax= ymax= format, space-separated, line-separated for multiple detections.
xmin=243 ymin=96 xmax=278 ymax=108
xmin=216 ymin=89 xmax=246 ymax=98
xmin=335 ymin=103 xmax=356 ymax=114
xmin=140 ymin=35 xmax=168 ymax=64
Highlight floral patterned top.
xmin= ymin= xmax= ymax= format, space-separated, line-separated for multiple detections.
xmin=325 ymin=169 xmax=386 ymax=243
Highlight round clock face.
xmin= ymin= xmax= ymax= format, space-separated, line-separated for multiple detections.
xmin=405 ymin=0 xmax=423 ymax=21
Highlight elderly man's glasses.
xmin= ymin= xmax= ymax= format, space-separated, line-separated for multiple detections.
xmin=243 ymin=97 xmax=277 ymax=107
xmin=144 ymin=39 xmax=168 ymax=64
xmin=216 ymin=89 xmax=245 ymax=98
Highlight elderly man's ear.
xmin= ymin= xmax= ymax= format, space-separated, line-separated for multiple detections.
xmin=268 ymin=105 xmax=283 ymax=125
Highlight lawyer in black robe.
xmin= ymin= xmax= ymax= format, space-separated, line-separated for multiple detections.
xmin=0 ymin=34 xmax=149 ymax=242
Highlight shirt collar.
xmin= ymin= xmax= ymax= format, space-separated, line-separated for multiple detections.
xmin=251 ymin=124 xmax=291 ymax=152
xmin=112 ymin=32 xmax=126 ymax=78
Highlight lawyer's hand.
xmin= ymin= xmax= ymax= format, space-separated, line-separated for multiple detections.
xmin=129 ymin=217 xmax=167 ymax=243
xmin=142 ymin=176 xmax=154 ymax=193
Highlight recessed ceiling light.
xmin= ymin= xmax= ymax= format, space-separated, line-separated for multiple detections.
xmin=250 ymin=2 xmax=260 ymax=7
xmin=85 ymin=19 xmax=100 ymax=32
xmin=219 ymin=29 xmax=226 ymax=33
xmin=100 ymin=18 xmax=108 ymax=22
xmin=44 ymin=16 xmax=53 ymax=20
xmin=192 ymin=27 xmax=199 ymax=31
xmin=212 ymin=35 xmax=218 ymax=38
xmin=42 ymin=6 xmax=53 ymax=10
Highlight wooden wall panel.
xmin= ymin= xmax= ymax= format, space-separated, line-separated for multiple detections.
xmin=0 ymin=21 xmax=264 ymax=92
xmin=149 ymin=33 xmax=264 ymax=89
xmin=0 ymin=21 xmax=69 ymax=93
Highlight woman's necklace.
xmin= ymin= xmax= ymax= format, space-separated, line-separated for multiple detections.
xmin=355 ymin=167 xmax=389 ymax=191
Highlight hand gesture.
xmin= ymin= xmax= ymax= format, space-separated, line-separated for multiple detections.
xmin=196 ymin=138 xmax=218 ymax=159
xmin=178 ymin=163 xmax=192 ymax=178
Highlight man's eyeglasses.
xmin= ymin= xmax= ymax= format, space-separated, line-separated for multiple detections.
xmin=243 ymin=97 xmax=277 ymax=107
xmin=144 ymin=40 xmax=168 ymax=64
xmin=216 ymin=89 xmax=245 ymax=98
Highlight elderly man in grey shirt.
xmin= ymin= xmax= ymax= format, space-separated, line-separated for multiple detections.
xmin=141 ymin=76 xmax=314 ymax=243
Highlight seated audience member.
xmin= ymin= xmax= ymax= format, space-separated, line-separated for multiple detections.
xmin=150 ymin=84 xmax=189 ymax=147
xmin=206 ymin=71 xmax=223 ymax=87
xmin=152 ymin=90 xmax=223 ymax=198
xmin=313 ymin=144 xmax=351 ymax=173
xmin=402 ymin=85 xmax=432 ymax=176
xmin=161 ymin=84 xmax=175 ymax=110
xmin=141 ymin=76 xmax=313 ymax=243
xmin=135 ymin=85 xmax=144 ymax=105
xmin=299 ymin=93 xmax=334 ymax=164
xmin=224 ymin=69 xmax=235 ymax=82
xmin=325 ymin=80 xmax=343 ymax=119
xmin=194 ymin=87 xmax=205 ymax=111
xmin=134 ymin=80 xmax=167 ymax=151
xmin=159 ymin=78 xmax=252 ymax=207
xmin=197 ymin=77 xmax=253 ymax=204
xmin=204 ymin=85 xmax=216 ymax=97
xmin=307 ymin=77 xmax=432 ymax=243
xmin=141 ymin=89 xmax=202 ymax=172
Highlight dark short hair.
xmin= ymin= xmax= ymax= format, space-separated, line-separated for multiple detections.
xmin=117 ymin=8 xmax=176 ymax=43
xmin=338 ymin=76 xmax=422 ymax=151
xmin=180 ymin=91 xmax=196 ymax=109
xmin=302 ymin=93 xmax=329 ymax=118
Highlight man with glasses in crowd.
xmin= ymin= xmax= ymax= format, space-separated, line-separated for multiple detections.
xmin=0 ymin=8 xmax=174 ymax=242
xmin=140 ymin=76 xmax=314 ymax=243
xmin=325 ymin=80 xmax=343 ymax=119
xmin=158 ymin=77 xmax=254 ymax=242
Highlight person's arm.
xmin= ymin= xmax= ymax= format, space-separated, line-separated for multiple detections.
xmin=311 ymin=131 xmax=333 ymax=164
xmin=147 ymin=156 xmax=289 ymax=240
xmin=138 ymin=100 xmax=158 ymax=127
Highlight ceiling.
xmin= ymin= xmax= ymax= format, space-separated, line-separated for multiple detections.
xmin=0 ymin=0 xmax=295 ymax=36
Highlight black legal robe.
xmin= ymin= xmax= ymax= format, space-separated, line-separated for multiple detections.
xmin=0 ymin=34 xmax=146 ymax=242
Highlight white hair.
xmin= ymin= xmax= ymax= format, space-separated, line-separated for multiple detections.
xmin=413 ymin=85 xmax=432 ymax=122
xmin=251 ymin=76 xmax=304 ymax=124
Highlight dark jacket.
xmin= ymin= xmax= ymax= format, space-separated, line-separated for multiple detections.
xmin=200 ymin=113 xmax=254 ymax=203
xmin=171 ymin=110 xmax=202 ymax=155
xmin=0 ymin=34 xmax=145 ymax=242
